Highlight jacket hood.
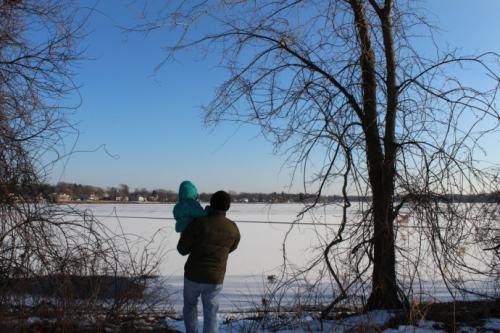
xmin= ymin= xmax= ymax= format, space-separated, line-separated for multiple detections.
xmin=178 ymin=180 xmax=198 ymax=200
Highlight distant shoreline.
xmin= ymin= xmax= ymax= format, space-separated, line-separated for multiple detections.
xmin=54 ymin=201 xmax=301 ymax=205
xmin=55 ymin=201 xmax=170 ymax=204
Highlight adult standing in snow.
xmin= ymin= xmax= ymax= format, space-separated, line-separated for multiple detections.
xmin=177 ymin=190 xmax=240 ymax=333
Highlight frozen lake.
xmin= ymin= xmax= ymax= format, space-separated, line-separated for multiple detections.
xmin=67 ymin=203 xmax=497 ymax=309
xmin=72 ymin=203 xmax=337 ymax=277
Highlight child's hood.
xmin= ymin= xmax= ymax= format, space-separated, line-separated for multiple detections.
xmin=178 ymin=180 xmax=199 ymax=200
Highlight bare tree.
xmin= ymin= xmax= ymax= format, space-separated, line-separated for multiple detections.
xmin=0 ymin=0 xmax=86 ymax=243
xmin=0 ymin=0 xmax=89 ymax=296
xmin=136 ymin=0 xmax=499 ymax=311
xmin=0 ymin=1 xmax=168 ymax=329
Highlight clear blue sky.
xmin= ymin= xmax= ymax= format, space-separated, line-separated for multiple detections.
xmin=52 ymin=0 xmax=500 ymax=193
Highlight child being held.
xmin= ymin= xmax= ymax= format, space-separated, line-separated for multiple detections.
xmin=173 ymin=180 xmax=208 ymax=233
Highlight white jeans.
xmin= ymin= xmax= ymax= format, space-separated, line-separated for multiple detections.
xmin=183 ymin=277 xmax=223 ymax=333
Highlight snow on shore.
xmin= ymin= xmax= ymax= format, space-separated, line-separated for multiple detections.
xmin=165 ymin=311 xmax=500 ymax=332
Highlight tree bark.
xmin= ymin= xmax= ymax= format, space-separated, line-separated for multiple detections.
xmin=349 ymin=0 xmax=402 ymax=310
xmin=366 ymin=193 xmax=402 ymax=309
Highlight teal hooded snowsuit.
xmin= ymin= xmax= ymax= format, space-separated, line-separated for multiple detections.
xmin=173 ymin=181 xmax=207 ymax=233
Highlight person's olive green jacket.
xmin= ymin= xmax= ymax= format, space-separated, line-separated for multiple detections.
xmin=177 ymin=210 xmax=240 ymax=284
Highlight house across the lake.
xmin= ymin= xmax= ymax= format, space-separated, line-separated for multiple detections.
xmin=128 ymin=194 xmax=146 ymax=202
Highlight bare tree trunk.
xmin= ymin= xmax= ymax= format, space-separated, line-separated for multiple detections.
xmin=350 ymin=0 xmax=402 ymax=309
xmin=367 ymin=193 xmax=402 ymax=309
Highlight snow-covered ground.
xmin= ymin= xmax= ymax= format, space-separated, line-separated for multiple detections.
xmin=164 ymin=310 xmax=500 ymax=333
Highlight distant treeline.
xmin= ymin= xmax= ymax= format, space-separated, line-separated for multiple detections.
xmin=11 ymin=182 xmax=500 ymax=204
